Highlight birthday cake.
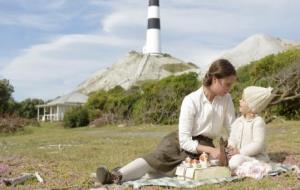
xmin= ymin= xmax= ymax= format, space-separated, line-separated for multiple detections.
xmin=175 ymin=152 xmax=231 ymax=180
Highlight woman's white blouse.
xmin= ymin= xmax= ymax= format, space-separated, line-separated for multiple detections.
xmin=179 ymin=87 xmax=235 ymax=154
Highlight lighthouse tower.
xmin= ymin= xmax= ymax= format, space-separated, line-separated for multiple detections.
xmin=143 ymin=0 xmax=161 ymax=55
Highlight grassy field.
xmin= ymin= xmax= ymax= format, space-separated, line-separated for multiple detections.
xmin=0 ymin=120 xmax=300 ymax=190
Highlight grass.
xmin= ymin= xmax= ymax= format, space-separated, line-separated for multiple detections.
xmin=0 ymin=120 xmax=300 ymax=190
xmin=161 ymin=63 xmax=193 ymax=73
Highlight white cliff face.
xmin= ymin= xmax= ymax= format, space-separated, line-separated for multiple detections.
xmin=75 ymin=51 xmax=200 ymax=94
xmin=75 ymin=34 xmax=299 ymax=95
xmin=220 ymin=34 xmax=299 ymax=68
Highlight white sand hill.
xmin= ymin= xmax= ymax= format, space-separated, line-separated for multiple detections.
xmin=220 ymin=34 xmax=299 ymax=68
xmin=76 ymin=51 xmax=200 ymax=94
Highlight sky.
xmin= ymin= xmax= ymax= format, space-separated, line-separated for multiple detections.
xmin=0 ymin=0 xmax=299 ymax=101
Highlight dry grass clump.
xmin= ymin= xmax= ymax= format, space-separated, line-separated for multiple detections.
xmin=0 ymin=114 xmax=39 ymax=134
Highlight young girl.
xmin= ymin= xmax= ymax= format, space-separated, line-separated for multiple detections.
xmin=227 ymin=86 xmax=275 ymax=170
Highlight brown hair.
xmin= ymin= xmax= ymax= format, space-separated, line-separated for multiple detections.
xmin=203 ymin=59 xmax=236 ymax=86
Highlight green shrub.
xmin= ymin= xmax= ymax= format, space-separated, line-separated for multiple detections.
xmin=87 ymin=85 xmax=141 ymax=122
xmin=85 ymin=72 xmax=199 ymax=125
xmin=0 ymin=79 xmax=14 ymax=114
xmin=86 ymin=90 xmax=108 ymax=110
xmin=63 ymin=106 xmax=89 ymax=128
xmin=88 ymin=109 xmax=102 ymax=122
xmin=132 ymin=72 xmax=200 ymax=124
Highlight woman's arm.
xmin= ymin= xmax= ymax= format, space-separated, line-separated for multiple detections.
xmin=178 ymin=96 xmax=199 ymax=154
xmin=228 ymin=119 xmax=239 ymax=148
xmin=196 ymin=145 xmax=220 ymax=159
xmin=224 ymin=94 xmax=236 ymax=137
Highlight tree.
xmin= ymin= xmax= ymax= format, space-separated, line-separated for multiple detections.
xmin=269 ymin=61 xmax=300 ymax=119
xmin=63 ymin=106 xmax=89 ymax=128
xmin=17 ymin=98 xmax=44 ymax=119
xmin=271 ymin=62 xmax=300 ymax=104
xmin=0 ymin=79 xmax=14 ymax=114
xmin=231 ymin=48 xmax=300 ymax=120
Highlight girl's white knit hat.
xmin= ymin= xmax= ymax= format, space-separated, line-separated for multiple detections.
xmin=243 ymin=86 xmax=275 ymax=113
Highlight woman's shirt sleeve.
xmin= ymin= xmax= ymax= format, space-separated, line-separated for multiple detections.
xmin=224 ymin=94 xmax=236 ymax=137
xmin=228 ymin=119 xmax=239 ymax=148
xmin=178 ymin=96 xmax=199 ymax=154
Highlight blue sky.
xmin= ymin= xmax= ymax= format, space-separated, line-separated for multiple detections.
xmin=0 ymin=0 xmax=299 ymax=101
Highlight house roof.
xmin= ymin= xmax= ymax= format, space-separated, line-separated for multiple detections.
xmin=37 ymin=91 xmax=88 ymax=107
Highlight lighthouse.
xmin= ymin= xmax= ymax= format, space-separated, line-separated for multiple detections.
xmin=143 ymin=0 xmax=161 ymax=55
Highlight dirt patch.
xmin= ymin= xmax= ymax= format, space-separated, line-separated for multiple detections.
xmin=283 ymin=154 xmax=300 ymax=180
xmin=288 ymin=182 xmax=300 ymax=190
xmin=0 ymin=155 xmax=25 ymax=187
xmin=83 ymin=130 xmax=169 ymax=138
xmin=283 ymin=154 xmax=300 ymax=167
xmin=0 ymin=155 xmax=91 ymax=189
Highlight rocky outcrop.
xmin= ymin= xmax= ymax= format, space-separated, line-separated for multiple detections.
xmin=76 ymin=51 xmax=200 ymax=94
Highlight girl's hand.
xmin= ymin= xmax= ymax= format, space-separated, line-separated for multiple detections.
xmin=226 ymin=145 xmax=239 ymax=159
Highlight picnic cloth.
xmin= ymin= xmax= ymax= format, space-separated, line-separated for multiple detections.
xmin=122 ymin=162 xmax=299 ymax=189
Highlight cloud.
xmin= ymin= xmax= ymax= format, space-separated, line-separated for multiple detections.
xmin=100 ymin=0 xmax=300 ymax=38
xmin=0 ymin=14 xmax=62 ymax=30
xmin=100 ymin=7 xmax=240 ymax=36
xmin=1 ymin=0 xmax=300 ymax=101
xmin=0 ymin=0 xmax=91 ymax=31
xmin=102 ymin=10 xmax=145 ymax=33
xmin=1 ymin=34 xmax=139 ymax=100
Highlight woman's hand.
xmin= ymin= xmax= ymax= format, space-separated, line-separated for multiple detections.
xmin=196 ymin=145 xmax=220 ymax=159
xmin=226 ymin=145 xmax=239 ymax=159
xmin=209 ymin=147 xmax=220 ymax=159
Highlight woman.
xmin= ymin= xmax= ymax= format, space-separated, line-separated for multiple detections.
xmin=96 ymin=59 xmax=237 ymax=184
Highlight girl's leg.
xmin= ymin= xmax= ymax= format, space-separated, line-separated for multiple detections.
xmin=229 ymin=154 xmax=254 ymax=170
xmin=119 ymin=158 xmax=156 ymax=182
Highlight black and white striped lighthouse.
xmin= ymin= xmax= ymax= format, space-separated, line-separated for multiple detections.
xmin=143 ymin=0 xmax=161 ymax=55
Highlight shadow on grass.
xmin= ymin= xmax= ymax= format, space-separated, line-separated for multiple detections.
xmin=269 ymin=151 xmax=290 ymax=162
xmin=269 ymin=151 xmax=300 ymax=165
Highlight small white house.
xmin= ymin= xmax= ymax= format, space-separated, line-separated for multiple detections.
xmin=36 ymin=92 xmax=88 ymax=122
